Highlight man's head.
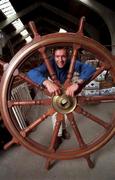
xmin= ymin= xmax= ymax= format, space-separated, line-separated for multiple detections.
xmin=54 ymin=47 xmax=67 ymax=68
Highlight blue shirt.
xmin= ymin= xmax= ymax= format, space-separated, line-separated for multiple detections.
xmin=27 ymin=58 xmax=96 ymax=85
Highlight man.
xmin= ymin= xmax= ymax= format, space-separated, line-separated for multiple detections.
xmin=27 ymin=47 xmax=96 ymax=149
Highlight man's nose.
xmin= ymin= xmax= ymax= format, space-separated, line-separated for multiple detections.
xmin=59 ymin=56 xmax=63 ymax=61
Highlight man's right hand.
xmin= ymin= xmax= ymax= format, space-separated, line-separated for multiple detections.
xmin=43 ymin=80 xmax=61 ymax=95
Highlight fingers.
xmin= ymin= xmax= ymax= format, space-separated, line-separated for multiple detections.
xmin=66 ymin=89 xmax=74 ymax=97
xmin=45 ymin=81 xmax=61 ymax=95
xmin=65 ymin=84 xmax=79 ymax=97
xmin=54 ymin=88 xmax=62 ymax=96
xmin=55 ymin=91 xmax=59 ymax=96
xmin=48 ymin=85 xmax=61 ymax=96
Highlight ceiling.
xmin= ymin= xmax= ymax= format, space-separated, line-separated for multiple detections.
xmin=0 ymin=0 xmax=115 ymax=58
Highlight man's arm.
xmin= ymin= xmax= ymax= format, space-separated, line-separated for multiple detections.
xmin=66 ymin=61 xmax=96 ymax=97
xmin=75 ymin=61 xmax=96 ymax=81
xmin=27 ymin=63 xmax=61 ymax=95
xmin=27 ymin=63 xmax=47 ymax=85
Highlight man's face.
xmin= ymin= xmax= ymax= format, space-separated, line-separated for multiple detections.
xmin=54 ymin=49 xmax=67 ymax=68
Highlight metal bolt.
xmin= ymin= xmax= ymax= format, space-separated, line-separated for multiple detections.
xmin=61 ymin=99 xmax=68 ymax=105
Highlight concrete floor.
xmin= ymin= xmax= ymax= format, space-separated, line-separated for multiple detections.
xmin=0 ymin=138 xmax=115 ymax=180
xmin=0 ymin=98 xmax=115 ymax=180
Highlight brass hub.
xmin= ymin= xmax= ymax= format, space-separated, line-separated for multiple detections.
xmin=52 ymin=94 xmax=77 ymax=114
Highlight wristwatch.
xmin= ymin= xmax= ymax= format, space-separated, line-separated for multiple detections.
xmin=77 ymin=79 xmax=84 ymax=85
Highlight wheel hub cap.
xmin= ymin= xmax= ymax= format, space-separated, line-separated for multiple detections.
xmin=52 ymin=94 xmax=77 ymax=114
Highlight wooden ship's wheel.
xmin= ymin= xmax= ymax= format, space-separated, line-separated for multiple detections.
xmin=0 ymin=17 xmax=115 ymax=170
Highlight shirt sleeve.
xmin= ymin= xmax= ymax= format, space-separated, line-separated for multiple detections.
xmin=27 ymin=63 xmax=47 ymax=85
xmin=74 ymin=60 xmax=96 ymax=80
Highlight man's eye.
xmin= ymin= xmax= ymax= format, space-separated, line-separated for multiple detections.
xmin=55 ymin=56 xmax=66 ymax=59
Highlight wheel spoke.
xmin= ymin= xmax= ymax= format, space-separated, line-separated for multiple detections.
xmin=77 ymin=95 xmax=115 ymax=104
xmin=65 ymin=44 xmax=80 ymax=85
xmin=84 ymin=156 xmax=95 ymax=168
xmin=8 ymin=98 xmax=51 ymax=107
xmin=20 ymin=108 xmax=55 ymax=136
xmin=49 ymin=113 xmax=63 ymax=150
xmin=38 ymin=47 xmax=60 ymax=85
xmin=81 ymin=64 xmax=109 ymax=90
xmin=29 ymin=21 xmax=59 ymax=85
xmin=67 ymin=113 xmax=86 ymax=147
xmin=75 ymin=105 xmax=109 ymax=129
xmin=45 ymin=113 xmax=64 ymax=170
xmin=13 ymin=70 xmax=51 ymax=96
xmin=88 ymin=64 xmax=107 ymax=82
xmin=65 ymin=16 xmax=86 ymax=85
xmin=71 ymin=65 xmax=108 ymax=96
xmin=15 ymin=70 xmax=40 ymax=88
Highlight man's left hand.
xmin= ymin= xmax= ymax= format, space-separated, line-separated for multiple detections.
xmin=65 ymin=83 xmax=79 ymax=97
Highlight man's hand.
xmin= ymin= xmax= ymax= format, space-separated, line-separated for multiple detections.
xmin=66 ymin=79 xmax=84 ymax=97
xmin=43 ymin=80 xmax=61 ymax=95
xmin=65 ymin=83 xmax=79 ymax=97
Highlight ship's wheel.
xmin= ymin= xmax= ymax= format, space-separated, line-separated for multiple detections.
xmin=0 ymin=17 xmax=115 ymax=170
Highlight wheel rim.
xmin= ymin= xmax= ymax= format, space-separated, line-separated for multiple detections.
xmin=0 ymin=32 xmax=115 ymax=160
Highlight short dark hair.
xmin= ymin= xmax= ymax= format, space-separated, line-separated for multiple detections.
xmin=53 ymin=46 xmax=67 ymax=55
